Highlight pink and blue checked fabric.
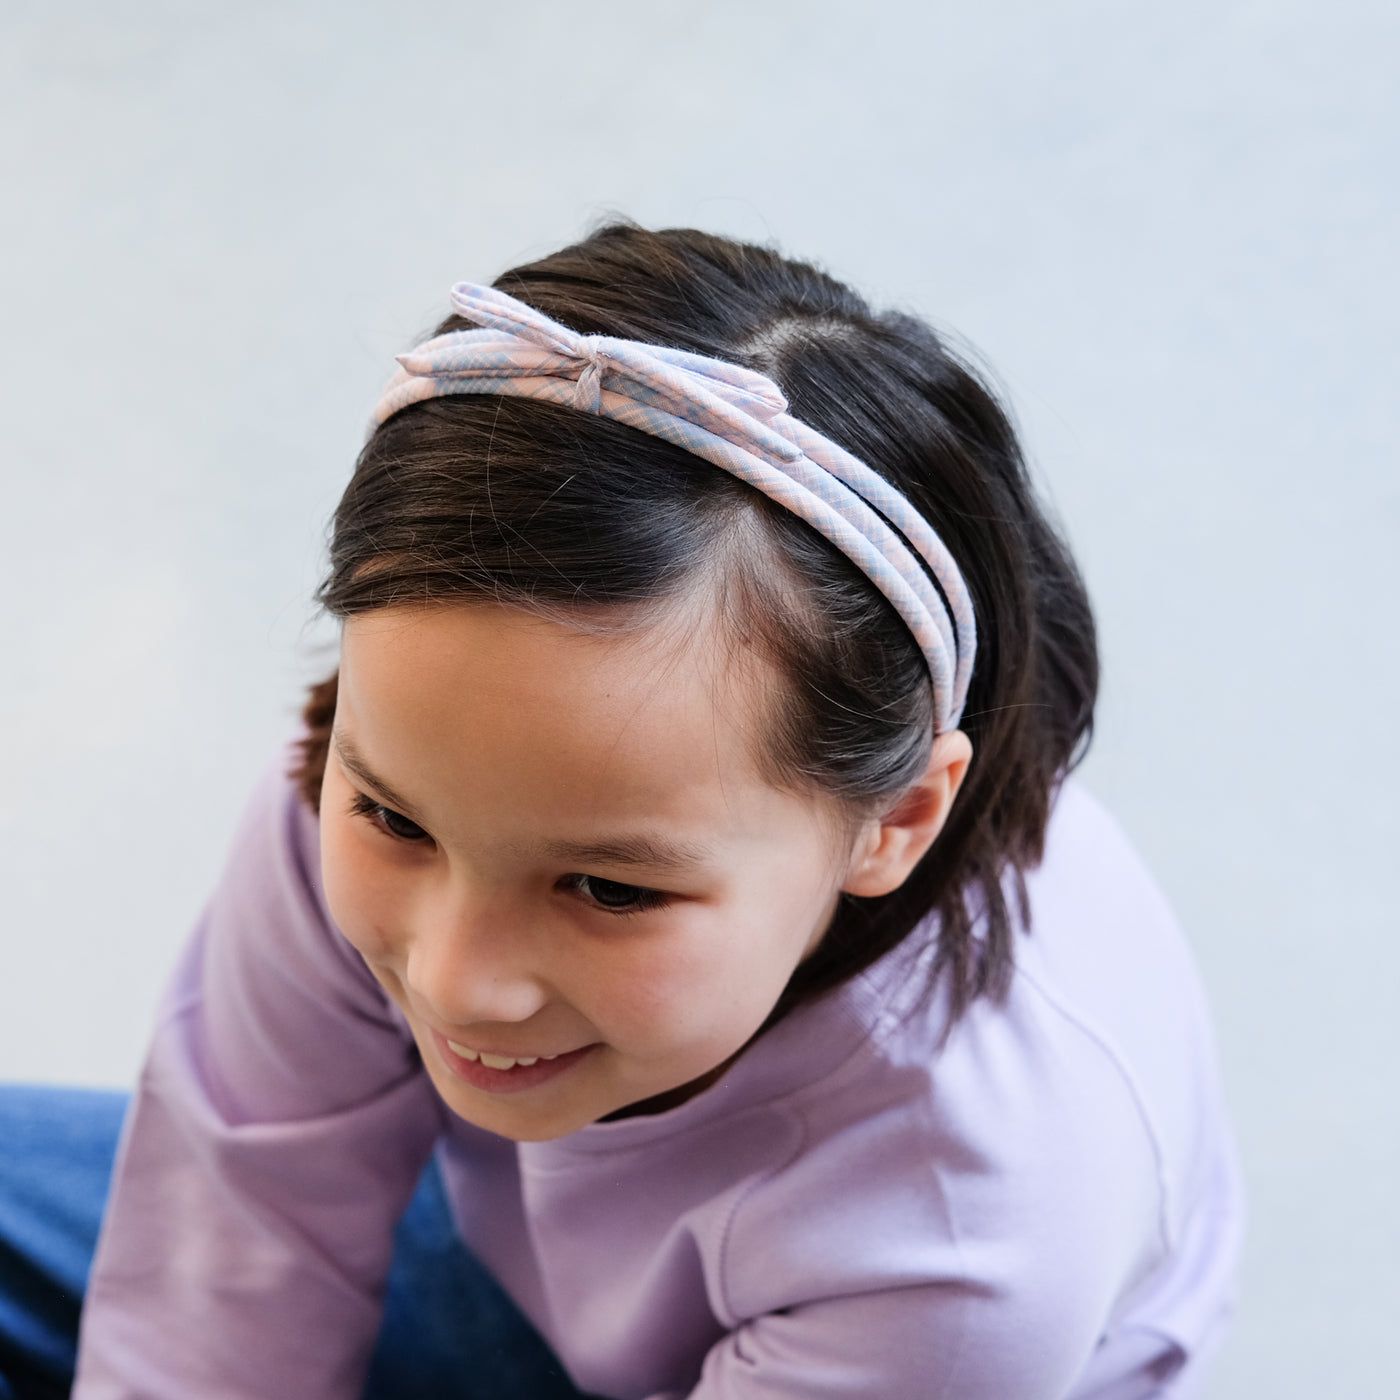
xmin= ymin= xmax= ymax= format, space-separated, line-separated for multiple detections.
xmin=370 ymin=283 xmax=977 ymax=732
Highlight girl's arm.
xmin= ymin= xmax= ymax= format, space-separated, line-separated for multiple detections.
xmin=72 ymin=755 xmax=444 ymax=1399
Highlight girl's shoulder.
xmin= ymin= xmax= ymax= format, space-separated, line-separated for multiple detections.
xmin=1006 ymin=779 xmax=1227 ymax=1177
xmin=847 ymin=777 xmax=1214 ymax=1084
xmin=826 ymin=778 xmax=1224 ymax=1194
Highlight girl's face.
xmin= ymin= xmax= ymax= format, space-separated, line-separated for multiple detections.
xmin=320 ymin=602 xmax=859 ymax=1142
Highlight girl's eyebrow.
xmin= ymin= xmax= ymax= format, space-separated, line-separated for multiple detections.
xmin=540 ymin=835 xmax=712 ymax=874
xmin=333 ymin=733 xmax=710 ymax=871
xmin=331 ymin=734 xmax=422 ymax=818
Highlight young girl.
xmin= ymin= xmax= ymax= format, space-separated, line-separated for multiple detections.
xmin=1 ymin=225 xmax=1242 ymax=1399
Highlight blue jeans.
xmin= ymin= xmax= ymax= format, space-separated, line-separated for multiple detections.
xmin=0 ymin=1086 xmax=590 ymax=1400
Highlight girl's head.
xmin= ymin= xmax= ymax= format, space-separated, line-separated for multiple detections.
xmin=300 ymin=224 xmax=1096 ymax=1139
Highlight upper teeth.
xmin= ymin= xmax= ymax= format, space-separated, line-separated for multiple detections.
xmin=447 ymin=1041 xmax=558 ymax=1070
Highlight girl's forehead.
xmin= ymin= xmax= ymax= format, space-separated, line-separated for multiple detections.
xmin=339 ymin=600 xmax=746 ymax=740
xmin=335 ymin=603 xmax=831 ymax=848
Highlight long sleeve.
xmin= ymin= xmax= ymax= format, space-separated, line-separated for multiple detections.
xmin=73 ymin=758 xmax=445 ymax=1400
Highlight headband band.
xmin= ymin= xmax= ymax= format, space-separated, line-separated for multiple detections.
xmin=369 ymin=283 xmax=977 ymax=732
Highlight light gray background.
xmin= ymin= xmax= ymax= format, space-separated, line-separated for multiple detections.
xmin=2 ymin=1 xmax=1396 ymax=1394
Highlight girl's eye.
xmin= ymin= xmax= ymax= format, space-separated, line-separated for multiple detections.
xmin=349 ymin=792 xmax=432 ymax=843
xmin=563 ymin=873 xmax=670 ymax=916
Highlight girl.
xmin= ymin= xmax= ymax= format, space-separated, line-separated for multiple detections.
xmin=1 ymin=224 xmax=1242 ymax=1399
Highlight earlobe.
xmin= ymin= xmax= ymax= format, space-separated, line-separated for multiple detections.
xmin=840 ymin=730 xmax=973 ymax=899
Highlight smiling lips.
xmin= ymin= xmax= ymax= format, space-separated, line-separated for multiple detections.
xmin=432 ymin=1029 xmax=595 ymax=1094
xmin=446 ymin=1041 xmax=560 ymax=1071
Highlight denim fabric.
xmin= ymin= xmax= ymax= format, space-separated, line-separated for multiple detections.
xmin=365 ymin=1153 xmax=586 ymax=1400
xmin=0 ymin=1086 xmax=587 ymax=1400
xmin=0 ymin=1087 xmax=126 ymax=1400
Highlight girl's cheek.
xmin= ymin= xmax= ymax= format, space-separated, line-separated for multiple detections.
xmin=338 ymin=902 xmax=402 ymax=965
xmin=321 ymin=820 xmax=405 ymax=964
xmin=595 ymin=922 xmax=747 ymax=1043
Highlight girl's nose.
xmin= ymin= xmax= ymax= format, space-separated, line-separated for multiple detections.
xmin=402 ymin=889 xmax=551 ymax=1028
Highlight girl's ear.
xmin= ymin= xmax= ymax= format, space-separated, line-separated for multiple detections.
xmin=840 ymin=730 xmax=974 ymax=898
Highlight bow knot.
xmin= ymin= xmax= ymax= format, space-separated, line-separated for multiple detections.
xmin=574 ymin=339 xmax=607 ymax=413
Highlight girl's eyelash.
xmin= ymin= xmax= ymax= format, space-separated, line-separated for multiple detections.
xmin=348 ymin=791 xmax=432 ymax=842
xmin=562 ymin=873 xmax=672 ymax=917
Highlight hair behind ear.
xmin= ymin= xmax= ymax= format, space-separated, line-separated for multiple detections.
xmin=293 ymin=673 xmax=339 ymax=812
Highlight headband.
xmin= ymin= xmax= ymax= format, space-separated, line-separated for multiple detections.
xmin=370 ymin=283 xmax=976 ymax=732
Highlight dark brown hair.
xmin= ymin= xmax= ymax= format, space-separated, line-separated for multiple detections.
xmin=296 ymin=223 xmax=1097 ymax=1027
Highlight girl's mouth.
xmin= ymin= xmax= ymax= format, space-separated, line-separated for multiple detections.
xmin=430 ymin=1029 xmax=595 ymax=1094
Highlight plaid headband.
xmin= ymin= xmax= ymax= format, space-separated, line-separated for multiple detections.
xmin=370 ymin=283 xmax=977 ymax=733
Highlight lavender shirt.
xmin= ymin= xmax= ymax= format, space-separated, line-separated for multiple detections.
xmin=73 ymin=757 xmax=1243 ymax=1399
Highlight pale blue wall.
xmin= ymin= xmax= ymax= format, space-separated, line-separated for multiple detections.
xmin=3 ymin=2 xmax=1397 ymax=1393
